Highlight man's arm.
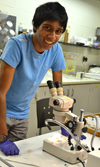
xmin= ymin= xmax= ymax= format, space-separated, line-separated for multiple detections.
xmin=0 ymin=60 xmax=15 ymax=135
xmin=52 ymin=70 xmax=65 ymax=95
xmin=52 ymin=70 xmax=62 ymax=85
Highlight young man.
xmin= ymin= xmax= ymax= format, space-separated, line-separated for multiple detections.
xmin=0 ymin=2 xmax=68 ymax=155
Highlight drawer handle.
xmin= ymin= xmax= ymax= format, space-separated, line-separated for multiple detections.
xmin=67 ymin=89 xmax=69 ymax=96
xmin=71 ymin=89 xmax=74 ymax=97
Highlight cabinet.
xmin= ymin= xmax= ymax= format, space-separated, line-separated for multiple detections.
xmin=87 ymin=84 xmax=100 ymax=113
xmin=37 ymin=87 xmax=51 ymax=99
xmin=27 ymin=103 xmax=37 ymax=138
xmin=63 ymin=83 xmax=100 ymax=116
xmin=63 ymin=84 xmax=90 ymax=115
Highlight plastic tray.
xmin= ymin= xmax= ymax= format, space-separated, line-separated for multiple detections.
xmin=84 ymin=113 xmax=100 ymax=137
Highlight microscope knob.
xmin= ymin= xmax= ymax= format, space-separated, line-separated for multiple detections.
xmin=82 ymin=127 xmax=87 ymax=133
xmin=65 ymin=121 xmax=74 ymax=129
xmin=53 ymin=99 xmax=59 ymax=106
xmin=77 ymin=145 xmax=82 ymax=150
xmin=70 ymin=146 xmax=74 ymax=150
xmin=73 ymin=98 xmax=76 ymax=103
xmin=83 ymin=118 xmax=87 ymax=125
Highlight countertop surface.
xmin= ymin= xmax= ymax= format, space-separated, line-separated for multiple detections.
xmin=0 ymin=131 xmax=100 ymax=167
xmin=40 ymin=72 xmax=100 ymax=86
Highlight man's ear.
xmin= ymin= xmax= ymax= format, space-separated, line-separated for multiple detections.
xmin=33 ymin=26 xmax=37 ymax=32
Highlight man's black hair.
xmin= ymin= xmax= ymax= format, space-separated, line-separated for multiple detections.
xmin=32 ymin=2 xmax=68 ymax=33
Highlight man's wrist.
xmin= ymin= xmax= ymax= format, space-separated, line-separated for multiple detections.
xmin=0 ymin=135 xmax=7 ymax=143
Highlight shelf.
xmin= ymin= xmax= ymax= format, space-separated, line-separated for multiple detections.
xmin=58 ymin=41 xmax=100 ymax=50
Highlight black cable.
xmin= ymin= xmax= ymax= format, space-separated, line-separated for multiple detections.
xmin=77 ymin=157 xmax=85 ymax=167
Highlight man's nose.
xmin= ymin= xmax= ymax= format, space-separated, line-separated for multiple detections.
xmin=48 ymin=31 xmax=56 ymax=39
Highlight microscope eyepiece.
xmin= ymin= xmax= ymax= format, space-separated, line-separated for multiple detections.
xmin=47 ymin=80 xmax=55 ymax=89
xmin=55 ymin=81 xmax=61 ymax=88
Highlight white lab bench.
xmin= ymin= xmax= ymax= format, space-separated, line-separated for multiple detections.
xmin=0 ymin=131 xmax=100 ymax=167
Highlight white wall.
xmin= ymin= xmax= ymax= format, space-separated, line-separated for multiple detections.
xmin=0 ymin=0 xmax=100 ymax=40
xmin=59 ymin=43 xmax=100 ymax=73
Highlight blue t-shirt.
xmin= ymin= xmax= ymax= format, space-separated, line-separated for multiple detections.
xmin=0 ymin=33 xmax=66 ymax=119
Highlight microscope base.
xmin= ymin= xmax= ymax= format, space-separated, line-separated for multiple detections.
xmin=43 ymin=134 xmax=88 ymax=164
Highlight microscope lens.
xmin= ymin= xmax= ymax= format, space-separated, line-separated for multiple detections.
xmin=47 ymin=80 xmax=55 ymax=89
xmin=55 ymin=81 xmax=61 ymax=88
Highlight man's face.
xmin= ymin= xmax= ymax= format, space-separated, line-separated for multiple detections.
xmin=33 ymin=20 xmax=63 ymax=53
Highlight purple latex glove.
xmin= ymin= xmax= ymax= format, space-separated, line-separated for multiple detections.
xmin=0 ymin=140 xmax=20 ymax=155
xmin=61 ymin=127 xmax=86 ymax=140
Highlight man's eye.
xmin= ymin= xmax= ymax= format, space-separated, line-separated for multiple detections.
xmin=45 ymin=26 xmax=51 ymax=30
xmin=56 ymin=30 xmax=63 ymax=34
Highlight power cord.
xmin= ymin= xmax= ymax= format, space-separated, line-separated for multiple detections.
xmin=77 ymin=157 xmax=85 ymax=167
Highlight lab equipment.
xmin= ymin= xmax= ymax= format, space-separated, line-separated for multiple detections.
xmin=0 ymin=140 xmax=20 ymax=155
xmin=0 ymin=27 xmax=15 ymax=36
xmin=43 ymin=80 xmax=99 ymax=165
xmin=0 ymin=11 xmax=8 ymax=23
xmin=3 ymin=20 xmax=13 ymax=28
xmin=0 ymin=49 xmax=3 ymax=55
xmin=0 ymin=35 xmax=10 ymax=49
xmin=61 ymin=126 xmax=86 ymax=140
xmin=0 ymin=27 xmax=8 ymax=34
xmin=0 ymin=29 xmax=15 ymax=49
xmin=0 ymin=13 xmax=16 ymax=51
xmin=84 ymin=113 xmax=100 ymax=137
xmin=86 ymin=150 xmax=100 ymax=167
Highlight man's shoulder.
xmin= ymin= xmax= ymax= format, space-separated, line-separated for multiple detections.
xmin=12 ymin=33 xmax=31 ymax=43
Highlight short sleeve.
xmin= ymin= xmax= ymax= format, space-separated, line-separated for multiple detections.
xmin=0 ymin=38 xmax=21 ymax=68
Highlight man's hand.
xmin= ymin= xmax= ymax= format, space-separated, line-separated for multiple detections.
xmin=61 ymin=127 xmax=86 ymax=140
xmin=0 ymin=140 xmax=20 ymax=155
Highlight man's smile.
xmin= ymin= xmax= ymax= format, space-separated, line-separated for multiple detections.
xmin=44 ymin=39 xmax=54 ymax=45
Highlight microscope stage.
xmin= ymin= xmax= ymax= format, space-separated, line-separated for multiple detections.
xmin=43 ymin=134 xmax=88 ymax=164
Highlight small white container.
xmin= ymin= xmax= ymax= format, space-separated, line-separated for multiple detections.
xmin=76 ymin=72 xmax=84 ymax=79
